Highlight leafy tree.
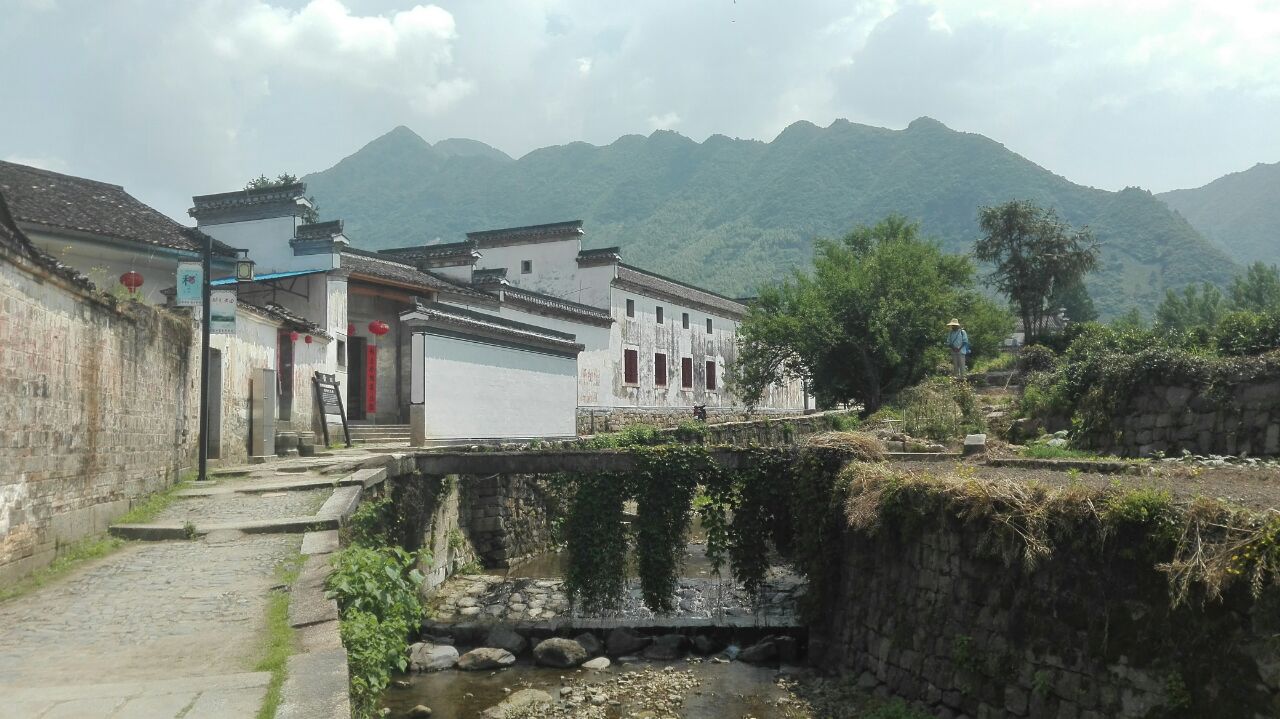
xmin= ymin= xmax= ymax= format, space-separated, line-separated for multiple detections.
xmin=974 ymin=200 xmax=1100 ymax=343
xmin=246 ymin=173 xmax=320 ymax=223
xmin=1155 ymin=282 xmax=1227 ymax=330
xmin=1046 ymin=278 xmax=1098 ymax=323
xmin=1229 ymin=262 xmax=1280 ymax=314
xmin=730 ymin=215 xmax=1006 ymax=413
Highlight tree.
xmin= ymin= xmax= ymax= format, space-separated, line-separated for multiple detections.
xmin=974 ymin=200 xmax=1099 ymax=344
xmin=1046 ymin=278 xmax=1098 ymax=323
xmin=246 ymin=173 xmax=320 ymax=223
xmin=729 ymin=215 xmax=1008 ymax=413
xmin=1229 ymin=262 xmax=1280 ymax=314
xmin=1155 ymin=282 xmax=1227 ymax=330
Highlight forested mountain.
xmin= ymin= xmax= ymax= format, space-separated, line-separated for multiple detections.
xmin=303 ymin=118 xmax=1239 ymax=317
xmin=1159 ymin=162 xmax=1280 ymax=266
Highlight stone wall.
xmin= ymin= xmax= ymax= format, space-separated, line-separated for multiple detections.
xmin=1 ymin=246 xmax=197 ymax=582
xmin=1085 ymin=378 xmax=1280 ymax=457
xmin=812 ymin=515 xmax=1280 ymax=719
xmin=576 ymin=405 xmax=807 ymax=435
xmin=460 ymin=474 xmax=564 ymax=569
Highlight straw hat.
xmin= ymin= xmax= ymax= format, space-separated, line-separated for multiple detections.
xmin=947 ymin=318 xmax=961 ymax=328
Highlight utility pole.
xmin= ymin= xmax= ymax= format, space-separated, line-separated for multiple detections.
xmin=198 ymin=231 xmax=212 ymax=481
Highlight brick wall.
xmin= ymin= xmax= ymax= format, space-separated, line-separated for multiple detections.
xmin=0 ymin=250 xmax=197 ymax=582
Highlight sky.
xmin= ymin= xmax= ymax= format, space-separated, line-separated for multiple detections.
xmin=2 ymin=0 xmax=1278 ymax=221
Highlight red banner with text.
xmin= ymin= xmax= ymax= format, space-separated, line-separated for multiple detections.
xmin=366 ymin=346 xmax=377 ymax=414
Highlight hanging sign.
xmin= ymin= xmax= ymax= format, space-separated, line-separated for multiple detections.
xmin=366 ymin=346 xmax=378 ymax=413
xmin=210 ymin=290 xmax=237 ymax=335
xmin=175 ymin=262 xmax=203 ymax=307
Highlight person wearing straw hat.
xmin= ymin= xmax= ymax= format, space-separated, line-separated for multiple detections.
xmin=946 ymin=318 xmax=969 ymax=378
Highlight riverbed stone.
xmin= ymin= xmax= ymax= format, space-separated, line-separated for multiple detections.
xmin=484 ymin=626 xmax=528 ymax=656
xmin=409 ymin=642 xmax=458 ymax=672
xmin=481 ymin=689 xmax=553 ymax=718
xmin=574 ymin=632 xmax=603 ymax=657
xmin=407 ymin=705 xmax=432 ymax=718
xmin=533 ymin=637 xmax=589 ymax=668
xmin=606 ymin=628 xmax=652 ymax=656
xmin=739 ymin=637 xmax=779 ymax=664
xmin=642 ymin=634 xmax=688 ymax=660
xmin=692 ymin=634 xmax=721 ymax=655
xmin=457 ymin=647 xmax=516 ymax=671
xmin=582 ymin=657 xmax=611 ymax=670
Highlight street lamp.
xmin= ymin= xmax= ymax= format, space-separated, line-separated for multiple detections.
xmin=198 ymin=241 xmax=254 ymax=482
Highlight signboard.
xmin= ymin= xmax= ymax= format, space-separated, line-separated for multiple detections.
xmin=175 ymin=262 xmax=202 ymax=307
xmin=312 ymin=372 xmax=351 ymax=448
xmin=366 ymin=346 xmax=378 ymax=414
xmin=210 ymin=290 xmax=237 ymax=335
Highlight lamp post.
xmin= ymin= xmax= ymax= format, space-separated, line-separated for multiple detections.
xmin=197 ymin=245 xmax=253 ymax=482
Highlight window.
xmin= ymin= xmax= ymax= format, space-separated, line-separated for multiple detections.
xmin=654 ymin=353 xmax=667 ymax=386
xmin=705 ymin=360 xmax=717 ymax=391
xmin=520 ymin=260 xmax=532 ymax=274
xmin=656 ymin=306 xmax=664 ymax=324
xmin=682 ymin=312 xmax=689 ymax=329
xmin=706 ymin=318 xmax=713 ymax=334
xmin=337 ymin=339 xmax=347 ymax=368
xmin=681 ymin=357 xmax=693 ymax=389
xmin=626 ymin=299 xmax=635 ymax=318
xmin=624 ymin=348 xmax=639 ymax=384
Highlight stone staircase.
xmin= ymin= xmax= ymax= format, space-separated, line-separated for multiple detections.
xmin=347 ymin=423 xmax=412 ymax=445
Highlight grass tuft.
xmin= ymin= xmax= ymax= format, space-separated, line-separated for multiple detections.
xmin=255 ymin=555 xmax=303 ymax=719
xmin=114 ymin=470 xmax=196 ymax=524
xmin=803 ymin=431 xmax=887 ymax=461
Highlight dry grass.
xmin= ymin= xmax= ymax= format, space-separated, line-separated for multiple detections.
xmin=838 ymin=462 xmax=1279 ymax=607
xmin=803 ymin=431 xmax=886 ymax=461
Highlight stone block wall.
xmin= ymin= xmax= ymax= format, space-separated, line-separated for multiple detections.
xmin=576 ymin=405 xmax=805 ymax=434
xmin=812 ymin=516 xmax=1280 ymax=718
xmin=1 ymin=252 xmax=197 ymax=582
xmin=460 ymin=474 xmax=564 ymax=569
xmin=1086 ymin=379 xmax=1280 ymax=457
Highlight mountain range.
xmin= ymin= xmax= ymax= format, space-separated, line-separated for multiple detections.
xmin=1159 ymin=161 xmax=1280 ymax=267
xmin=302 ymin=118 xmax=1270 ymax=318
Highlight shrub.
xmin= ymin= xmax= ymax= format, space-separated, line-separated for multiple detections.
xmin=1214 ymin=310 xmax=1280 ymax=356
xmin=1017 ymin=344 xmax=1057 ymax=373
xmin=898 ymin=376 xmax=983 ymax=440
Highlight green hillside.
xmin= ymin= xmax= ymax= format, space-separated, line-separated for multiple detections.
xmin=1159 ymin=162 xmax=1280 ymax=266
xmin=303 ymin=118 xmax=1239 ymax=317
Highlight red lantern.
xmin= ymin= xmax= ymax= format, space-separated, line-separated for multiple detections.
xmin=119 ymin=271 xmax=144 ymax=294
xmin=289 ymin=330 xmax=300 ymax=342
xmin=368 ymin=320 xmax=390 ymax=336
xmin=347 ymin=323 xmax=355 ymax=336
xmin=304 ymin=334 xmax=313 ymax=344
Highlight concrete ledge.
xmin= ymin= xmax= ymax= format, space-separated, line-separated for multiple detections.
xmin=986 ymin=457 xmax=1140 ymax=474
xmin=316 ymin=486 xmax=362 ymax=522
xmin=301 ymin=530 xmax=340 ymax=556
xmin=422 ymin=614 xmax=804 ymax=636
xmin=276 ymin=649 xmax=352 ymax=719
xmin=887 ymin=452 xmax=965 ymax=462
xmin=109 ymin=515 xmax=338 ymax=541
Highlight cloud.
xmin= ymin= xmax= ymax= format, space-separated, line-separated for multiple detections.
xmin=576 ymin=57 xmax=593 ymax=76
xmin=647 ymin=112 xmax=681 ymax=131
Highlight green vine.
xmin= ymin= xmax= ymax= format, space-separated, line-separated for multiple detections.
xmin=631 ymin=446 xmax=710 ymax=611
xmin=563 ymin=471 xmax=630 ymax=613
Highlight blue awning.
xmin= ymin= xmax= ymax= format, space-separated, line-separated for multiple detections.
xmin=210 ymin=269 xmax=327 ymax=286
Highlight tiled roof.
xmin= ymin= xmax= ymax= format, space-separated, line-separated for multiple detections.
xmin=0 ymin=191 xmax=98 ymax=293
xmin=0 ymin=161 xmax=232 ymax=256
xmin=378 ymin=240 xmax=478 ymax=262
xmin=466 ymin=220 xmax=583 ymax=248
xmin=239 ymin=301 xmax=330 ymax=338
xmin=401 ymin=300 xmax=583 ymax=354
xmin=190 ymin=183 xmax=306 ymax=213
xmin=295 ymin=220 xmax=344 ymax=240
xmin=341 ymin=248 xmax=493 ymax=302
xmin=498 ymin=284 xmax=613 ymax=327
xmin=615 ymin=264 xmax=746 ymax=319
xmin=577 ymin=246 xmax=622 ymax=267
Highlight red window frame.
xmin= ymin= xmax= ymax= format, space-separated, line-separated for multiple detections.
xmin=654 ymin=353 xmax=667 ymax=386
xmin=624 ymin=348 xmax=639 ymax=385
xmin=705 ymin=360 xmax=717 ymax=390
xmin=681 ymin=357 xmax=693 ymax=389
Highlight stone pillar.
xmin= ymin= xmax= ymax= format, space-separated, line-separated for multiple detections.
xmin=252 ymin=368 xmax=276 ymax=461
xmin=409 ymin=332 xmax=426 ymax=447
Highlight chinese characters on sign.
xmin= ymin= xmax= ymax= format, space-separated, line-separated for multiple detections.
xmin=175 ymin=262 xmax=202 ymax=307
xmin=210 ymin=290 xmax=237 ymax=335
xmin=366 ymin=346 xmax=377 ymax=413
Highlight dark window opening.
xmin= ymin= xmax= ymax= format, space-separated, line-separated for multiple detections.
xmin=655 ymin=353 xmax=667 ymax=386
xmin=706 ymin=318 xmax=713 ymax=334
xmin=682 ymin=312 xmax=689 ymax=329
xmin=624 ymin=348 xmax=639 ymax=384
xmin=705 ymin=360 xmax=717 ymax=391
xmin=681 ymin=357 xmax=693 ymax=388
xmin=626 ymin=299 xmax=635 ymax=318
xmin=520 ymin=260 xmax=532 ymax=274
xmin=337 ymin=339 xmax=347 ymax=367
xmin=656 ymin=306 xmax=664 ymax=324
xmin=277 ymin=331 xmax=295 ymax=421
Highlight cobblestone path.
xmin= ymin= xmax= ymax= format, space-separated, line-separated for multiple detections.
xmin=154 ymin=489 xmax=329 ymax=525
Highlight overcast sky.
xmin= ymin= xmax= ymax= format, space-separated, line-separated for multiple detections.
xmin=3 ymin=0 xmax=1278 ymax=221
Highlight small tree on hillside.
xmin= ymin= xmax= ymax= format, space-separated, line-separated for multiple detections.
xmin=729 ymin=215 xmax=1010 ymax=413
xmin=1155 ymin=282 xmax=1227 ymax=330
xmin=1229 ymin=262 xmax=1280 ymax=314
xmin=975 ymin=200 xmax=1099 ymax=343
xmin=246 ymin=173 xmax=320 ymax=223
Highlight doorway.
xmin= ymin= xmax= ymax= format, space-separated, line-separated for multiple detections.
xmin=208 ymin=348 xmax=222 ymax=459
xmin=347 ymin=336 xmax=367 ymax=420
xmin=277 ymin=331 xmax=294 ymax=422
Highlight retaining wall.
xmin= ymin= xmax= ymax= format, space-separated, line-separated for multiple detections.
xmin=576 ymin=405 xmax=804 ymax=434
xmin=812 ymin=513 xmax=1280 ymax=718
xmin=0 ymin=244 xmax=197 ymax=582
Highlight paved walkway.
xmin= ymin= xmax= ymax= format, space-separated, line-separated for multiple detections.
xmin=0 ymin=449 xmax=389 ymax=719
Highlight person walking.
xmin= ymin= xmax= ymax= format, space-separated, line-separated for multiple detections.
xmin=947 ymin=318 xmax=969 ymax=378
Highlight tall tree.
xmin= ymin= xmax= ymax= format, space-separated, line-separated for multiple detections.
xmin=1155 ymin=282 xmax=1228 ymax=330
xmin=974 ymin=200 xmax=1100 ymax=343
xmin=730 ymin=215 xmax=1010 ymax=413
xmin=246 ymin=173 xmax=320 ymax=223
xmin=1229 ymin=261 xmax=1280 ymax=314
xmin=1046 ymin=278 xmax=1098 ymax=323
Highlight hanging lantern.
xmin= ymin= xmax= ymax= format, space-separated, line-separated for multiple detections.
xmin=119 ymin=271 xmax=144 ymax=294
xmin=368 ymin=320 xmax=390 ymax=336
xmin=289 ymin=330 xmax=300 ymax=342
xmin=347 ymin=323 xmax=355 ymax=336
xmin=304 ymin=334 xmax=313 ymax=344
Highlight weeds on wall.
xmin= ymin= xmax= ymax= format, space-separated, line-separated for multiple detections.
xmin=897 ymin=376 xmax=984 ymax=441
